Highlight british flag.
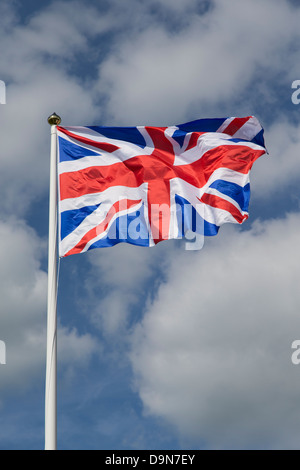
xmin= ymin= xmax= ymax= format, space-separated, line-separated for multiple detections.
xmin=57 ymin=116 xmax=266 ymax=258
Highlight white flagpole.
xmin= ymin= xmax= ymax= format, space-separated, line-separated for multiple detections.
xmin=45 ymin=113 xmax=61 ymax=451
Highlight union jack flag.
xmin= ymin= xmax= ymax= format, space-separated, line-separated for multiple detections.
xmin=57 ymin=116 xmax=266 ymax=258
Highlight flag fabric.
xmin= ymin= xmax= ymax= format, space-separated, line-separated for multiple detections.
xmin=57 ymin=116 xmax=267 ymax=258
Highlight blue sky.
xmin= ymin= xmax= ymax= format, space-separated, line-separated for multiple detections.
xmin=1 ymin=0 xmax=300 ymax=450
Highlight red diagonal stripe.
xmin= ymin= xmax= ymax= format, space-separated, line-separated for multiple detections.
xmin=175 ymin=144 xmax=265 ymax=187
xmin=199 ymin=193 xmax=248 ymax=223
xmin=59 ymin=161 xmax=142 ymax=200
xmin=57 ymin=126 xmax=119 ymax=153
xmin=221 ymin=117 xmax=251 ymax=136
xmin=64 ymin=199 xmax=142 ymax=257
xmin=184 ymin=132 xmax=204 ymax=152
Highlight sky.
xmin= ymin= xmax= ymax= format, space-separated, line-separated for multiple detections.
xmin=1 ymin=0 xmax=300 ymax=450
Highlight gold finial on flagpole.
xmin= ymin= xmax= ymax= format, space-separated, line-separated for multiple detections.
xmin=47 ymin=112 xmax=61 ymax=126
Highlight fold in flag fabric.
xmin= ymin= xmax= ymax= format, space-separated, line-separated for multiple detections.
xmin=57 ymin=116 xmax=267 ymax=257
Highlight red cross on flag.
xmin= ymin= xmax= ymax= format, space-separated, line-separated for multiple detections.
xmin=57 ymin=116 xmax=266 ymax=257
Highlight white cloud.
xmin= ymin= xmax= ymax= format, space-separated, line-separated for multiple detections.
xmin=130 ymin=213 xmax=300 ymax=449
xmin=1 ymin=0 xmax=110 ymax=78
xmin=0 ymin=218 xmax=46 ymax=392
xmin=0 ymin=1 xmax=107 ymax=217
xmin=0 ymin=3 xmax=128 ymax=413
xmin=96 ymin=0 xmax=300 ymax=124
xmin=0 ymin=0 xmax=297 ymax=216
xmin=0 ymin=0 xmax=108 ymax=393
xmin=250 ymin=119 xmax=300 ymax=200
xmin=0 ymin=218 xmax=99 ymax=398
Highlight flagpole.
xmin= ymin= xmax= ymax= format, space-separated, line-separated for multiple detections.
xmin=45 ymin=113 xmax=61 ymax=451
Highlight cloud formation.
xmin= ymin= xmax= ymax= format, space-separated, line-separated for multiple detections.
xmin=0 ymin=0 xmax=103 ymax=401
xmin=96 ymin=0 xmax=300 ymax=124
xmin=130 ymin=213 xmax=300 ymax=449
